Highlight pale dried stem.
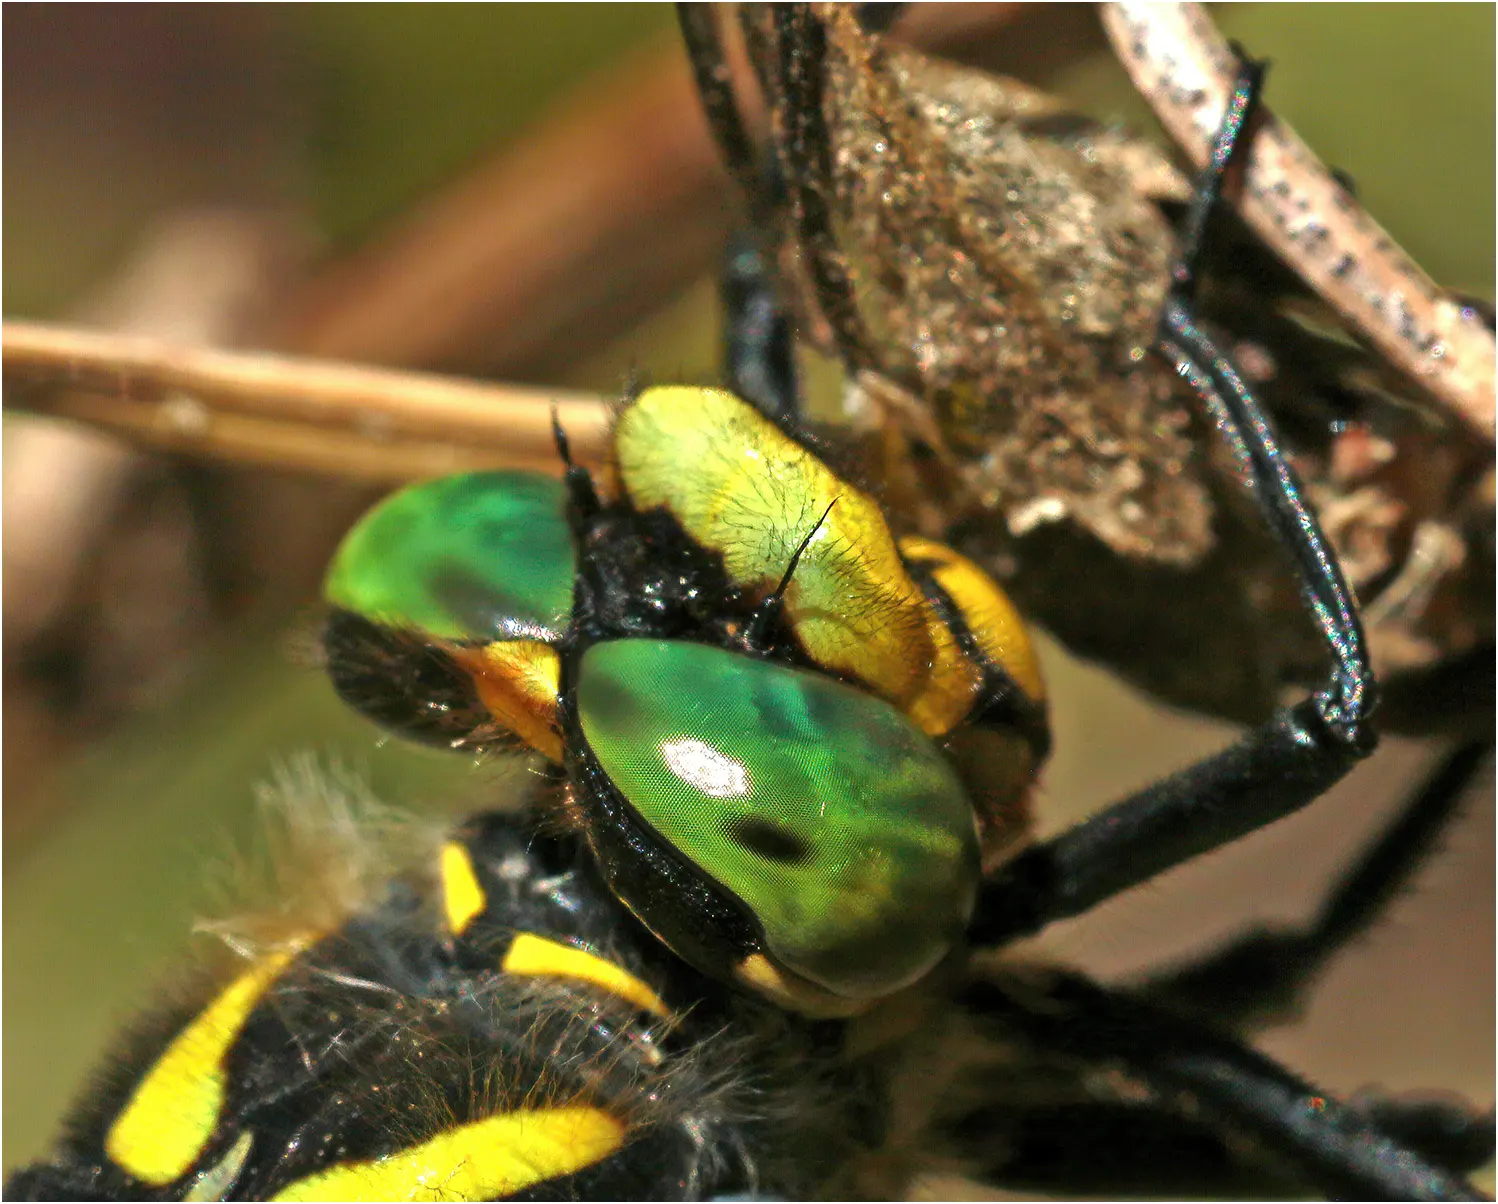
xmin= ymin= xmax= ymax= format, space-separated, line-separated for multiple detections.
xmin=4 ymin=321 xmax=612 ymax=482
xmin=1102 ymin=1 xmax=1496 ymax=440
xmin=5 ymin=212 xmax=312 ymax=641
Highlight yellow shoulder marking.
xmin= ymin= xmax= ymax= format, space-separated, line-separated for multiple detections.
xmin=902 ymin=593 xmax=983 ymax=737
xmin=106 ymin=945 xmax=302 ymax=1185
xmin=269 ymin=1105 xmax=625 ymax=1202
xmin=440 ymin=841 xmax=487 ymax=936
xmin=502 ymin=932 xmax=668 ymax=1018
xmin=899 ymin=535 xmax=1045 ymax=703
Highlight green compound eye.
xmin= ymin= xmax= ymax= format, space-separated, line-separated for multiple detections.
xmin=323 ymin=472 xmax=576 ymax=643
xmin=577 ymin=640 xmax=980 ymax=1002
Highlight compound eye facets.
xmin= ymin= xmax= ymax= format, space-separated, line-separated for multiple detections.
xmin=324 ymin=471 xmax=576 ymax=645
xmin=576 ymin=639 xmax=981 ymax=1001
xmin=321 ymin=472 xmax=576 ymax=758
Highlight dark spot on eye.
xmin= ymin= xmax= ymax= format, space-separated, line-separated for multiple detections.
xmin=726 ymin=817 xmax=812 ymax=865
xmin=430 ymin=562 xmax=510 ymax=633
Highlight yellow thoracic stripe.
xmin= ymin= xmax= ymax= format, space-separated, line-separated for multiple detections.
xmin=440 ymin=841 xmax=487 ymax=935
xmin=269 ymin=1105 xmax=626 ymax=1201
xmin=898 ymin=535 xmax=1046 ymax=703
xmin=502 ymin=932 xmax=669 ymax=1018
xmin=105 ymin=945 xmax=303 ymax=1185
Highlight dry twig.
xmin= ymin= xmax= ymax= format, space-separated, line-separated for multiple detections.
xmin=3 ymin=321 xmax=611 ymax=482
xmin=1102 ymin=1 xmax=1495 ymax=439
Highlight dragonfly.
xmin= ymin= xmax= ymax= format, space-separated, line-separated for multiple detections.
xmin=5 ymin=4 xmax=1492 ymax=1198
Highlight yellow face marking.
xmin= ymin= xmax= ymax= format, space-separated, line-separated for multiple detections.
xmin=269 ymin=1106 xmax=625 ymax=1202
xmin=451 ymin=639 xmax=563 ymax=761
xmin=106 ymin=946 xmax=301 ymax=1185
xmin=440 ymin=842 xmax=486 ymax=936
xmin=899 ymin=535 xmax=1045 ymax=703
xmin=615 ymin=387 xmax=941 ymax=714
xmin=502 ymin=932 xmax=668 ymax=1018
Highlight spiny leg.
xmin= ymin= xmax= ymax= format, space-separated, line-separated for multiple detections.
xmin=1352 ymin=1095 xmax=1495 ymax=1179
xmin=971 ymin=57 xmax=1380 ymax=945
xmin=954 ymin=968 xmax=1484 ymax=1201
xmin=682 ymin=4 xmax=878 ymax=377
xmin=769 ymin=4 xmax=873 ymax=365
xmin=958 ymin=1090 xmax=1491 ymax=1195
xmin=677 ymin=4 xmax=801 ymax=424
xmin=1172 ymin=51 xmax=1265 ymax=297
xmin=947 ymin=1094 xmax=1305 ymax=1198
xmin=1139 ymin=741 xmax=1492 ymax=1028
xmin=1132 ymin=738 xmax=1496 ymax=1179
xmin=676 ymin=4 xmax=764 ymax=212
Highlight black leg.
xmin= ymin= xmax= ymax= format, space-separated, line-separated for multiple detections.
xmin=676 ymin=4 xmax=765 ymax=213
xmin=948 ymin=1096 xmax=1306 ymax=1198
xmin=681 ymin=5 xmax=871 ymax=367
xmin=770 ymin=5 xmax=872 ymax=365
xmin=1172 ymin=54 xmax=1267 ymax=298
xmin=720 ymin=231 xmax=800 ymax=423
xmin=1139 ymin=741 xmax=1492 ymax=1027
xmin=679 ymin=3 xmax=808 ymax=427
xmin=947 ymin=1082 xmax=1493 ymax=1194
xmin=970 ymin=58 xmax=1380 ymax=944
xmin=1355 ymin=1094 xmax=1496 ymax=1178
xmin=955 ymin=968 xmax=1485 ymax=1200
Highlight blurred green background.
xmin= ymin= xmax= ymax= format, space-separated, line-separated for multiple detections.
xmin=5 ymin=4 xmax=1493 ymax=1179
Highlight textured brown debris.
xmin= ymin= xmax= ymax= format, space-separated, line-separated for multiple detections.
xmin=723 ymin=5 xmax=1492 ymax=728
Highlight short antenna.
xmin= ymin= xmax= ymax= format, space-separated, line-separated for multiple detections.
xmin=743 ymin=499 xmax=837 ymax=652
xmin=552 ymin=403 xmax=600 ymax=522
